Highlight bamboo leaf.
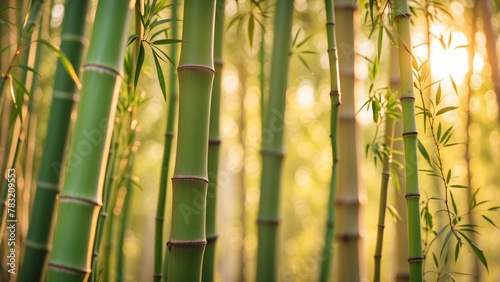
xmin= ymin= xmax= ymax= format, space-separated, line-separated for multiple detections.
xmin=151 ymin=49 xmax=166 ymax=101
xmin=446 ymin=169 xmax=451 ymax=184
xmin=377 ymin=23 xmax=383 ymax=62
xmin=37 ymin=39 xmax=81 ymax=88
xmin=482 ymin=215 xmax=499 ymax=228
xmin=458 ymin=231 xmax=488 ymax=270
xmin=150 ymin=18 xmax=178 ymax=28
xmin=436 ymin=83 xmax=442 ymax=105
xmin=436 ymin=106 xmax=459 ymax=116
xmin=450 ymin=184 xmax=469 ymax=189
xmin=134 ymin=42 xmax=145 ymax=94
xmin=127 ymin=34 xmax=140 ymax=46
xmin=152 ymin=39 xmax=183 ymax=45
xmin=297 ymin=55 xmax=312 ymax=73
xmin=13 ymin=64 xmax=40 ymax=76
xmin=417 ymin=139 xmax=432 ymax=167
xmin=437 ymin=122 xmax=442 ymax=142
xmin=433 ymin=253 xmax=439 ymax=268
xmin=440 ymin=230 xmax=452 ymax=255
xmin=450 ymin=191 xmax=458 ymax=215
xmin=248 ymin=14 xmax=255 ymax=48
xmin=384 ymin=25 xmax=397 ymax=46
xmin=292 ymin=27 xmax=301 ymax=47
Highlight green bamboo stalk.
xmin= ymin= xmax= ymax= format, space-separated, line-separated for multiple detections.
xmin=333 ymin=0 xmax=367 ymax=280
xmin=373 ymin=117 xmax=395 ymax=282
xmin=394 ymin=1 xmax=423 ymax=281
xmin=155 ymin=0 xmax=179 ymax=279
xmin=46 ymin=1 xmax=134 ymax=280
xmin=117 ymin=166 xmax=133 ymax=282
xmin=202 ymin=0 xmax=225 ymax=281
xmin=319 ymin=0 xmax=341 ymax=281
xmin=466 ymin=3 xmax=479 ymax=281
xmin=19 ymin=1 xmax=89 ymax=280
xmin=166 ymin=0 xmax=216 ymax=280
xmin=256 ymin=0 xmax=294 ymax=281
xmin=479 ymin=0 xmax=500 ymax=119
xmin=389 ymin=38 xmax=410 ymax=282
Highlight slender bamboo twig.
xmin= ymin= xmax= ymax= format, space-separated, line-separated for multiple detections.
xmin=166 ymin=1 xmax=216 ymax=280
xmin=393 ymin=0 xmax=423 ymax=280
xmin=46 ymin=1 xmax=134 ymax=280
xmin=318 ymin=1 xmax=341 ymax=281
xmin=160 ymin=0 xmax=180 ymax=278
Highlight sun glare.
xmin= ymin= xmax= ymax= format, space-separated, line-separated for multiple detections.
xmin=429 ymin=31 xmax=469 ymax=82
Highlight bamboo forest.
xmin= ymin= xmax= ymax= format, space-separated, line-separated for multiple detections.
xmin=2 ymin=0 xmax=500 ymax=281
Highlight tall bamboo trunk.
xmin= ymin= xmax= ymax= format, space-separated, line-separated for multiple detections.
xmin=333 ymin=0 xmax=367 ymax=281
xmin=390 ymin=39 xmax=410 ymax=282
xmin=166 ymin=0 xmax=216 ymax=280
xmin=19 ymin=1 xmax=89 ymax=280
xmin=202 ymin=0 xmax=225 ymax=281
xmin=479 ymin=0 xmax=500 ymax=121
xmin=394 ymin=1 xmax=423 ymax=281
xmin=319 ymin=0 xmax=341 ymax=281
xmin=161 ymin=0 xmax=180 ymax=278
xmin=256 ymin=1 xmax=294 ymax=281
xmin=46 ymin=1 xmax=134 ymax=281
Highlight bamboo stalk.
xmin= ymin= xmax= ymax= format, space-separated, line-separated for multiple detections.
xmin=478 ymin=0 xmax=500 ymax=120
xmin=333 ymin=0 xmax=367 ymax=281
xmin=19 ymin=1 xmax=89 ymax=280
xmin=166 ymin=0 xmax=216 ymax=280
xmin=46 ymin=1 xmax=134 ymax=280
xmin=117 ymin=168 xmax=133 ymax=282
xmin=90 ymin=139 xmax=117 ymax=282
xmin=393 ymin=1 xmax=423 ymax=281
xmin=202 ymin=0 xmax=225 ymax=281
xmin=155 ymin=0 xmax=178 ymax=279
xmin=373 ymin=117 xmax=395 ymax=282
xmin=256 ymin=0 xmax=294 ymax=281
xmin=389 ymin=36 xmax=410 ymax=282
xmin=319 ymin=0 xmax=341 ymax=281
xmin=160 ymin=1 xmax=181 ymax=278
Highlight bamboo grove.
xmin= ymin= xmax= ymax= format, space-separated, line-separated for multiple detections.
xmin=1 ymin=0 xmax=500 ymax=281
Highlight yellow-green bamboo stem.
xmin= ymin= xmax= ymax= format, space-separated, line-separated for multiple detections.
xmin=319 ymin=0 xmax=341 ymax=281
xmin=202 ymin=0 xmax=225 ymax=281
xmin=394 ymin=1 xmax=423 ymax=281
xmin=166 ymin=0 xmax=216 ymax=280
xmin=333 ymin=1 xmax=367 ymax=281
xmin=46 ymin=1 xmax=134 ymax=281
xmin=255 ymin=1 xmax=294 ymax=281
xmin=390 ymin=38 xmax=410 ymax=282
